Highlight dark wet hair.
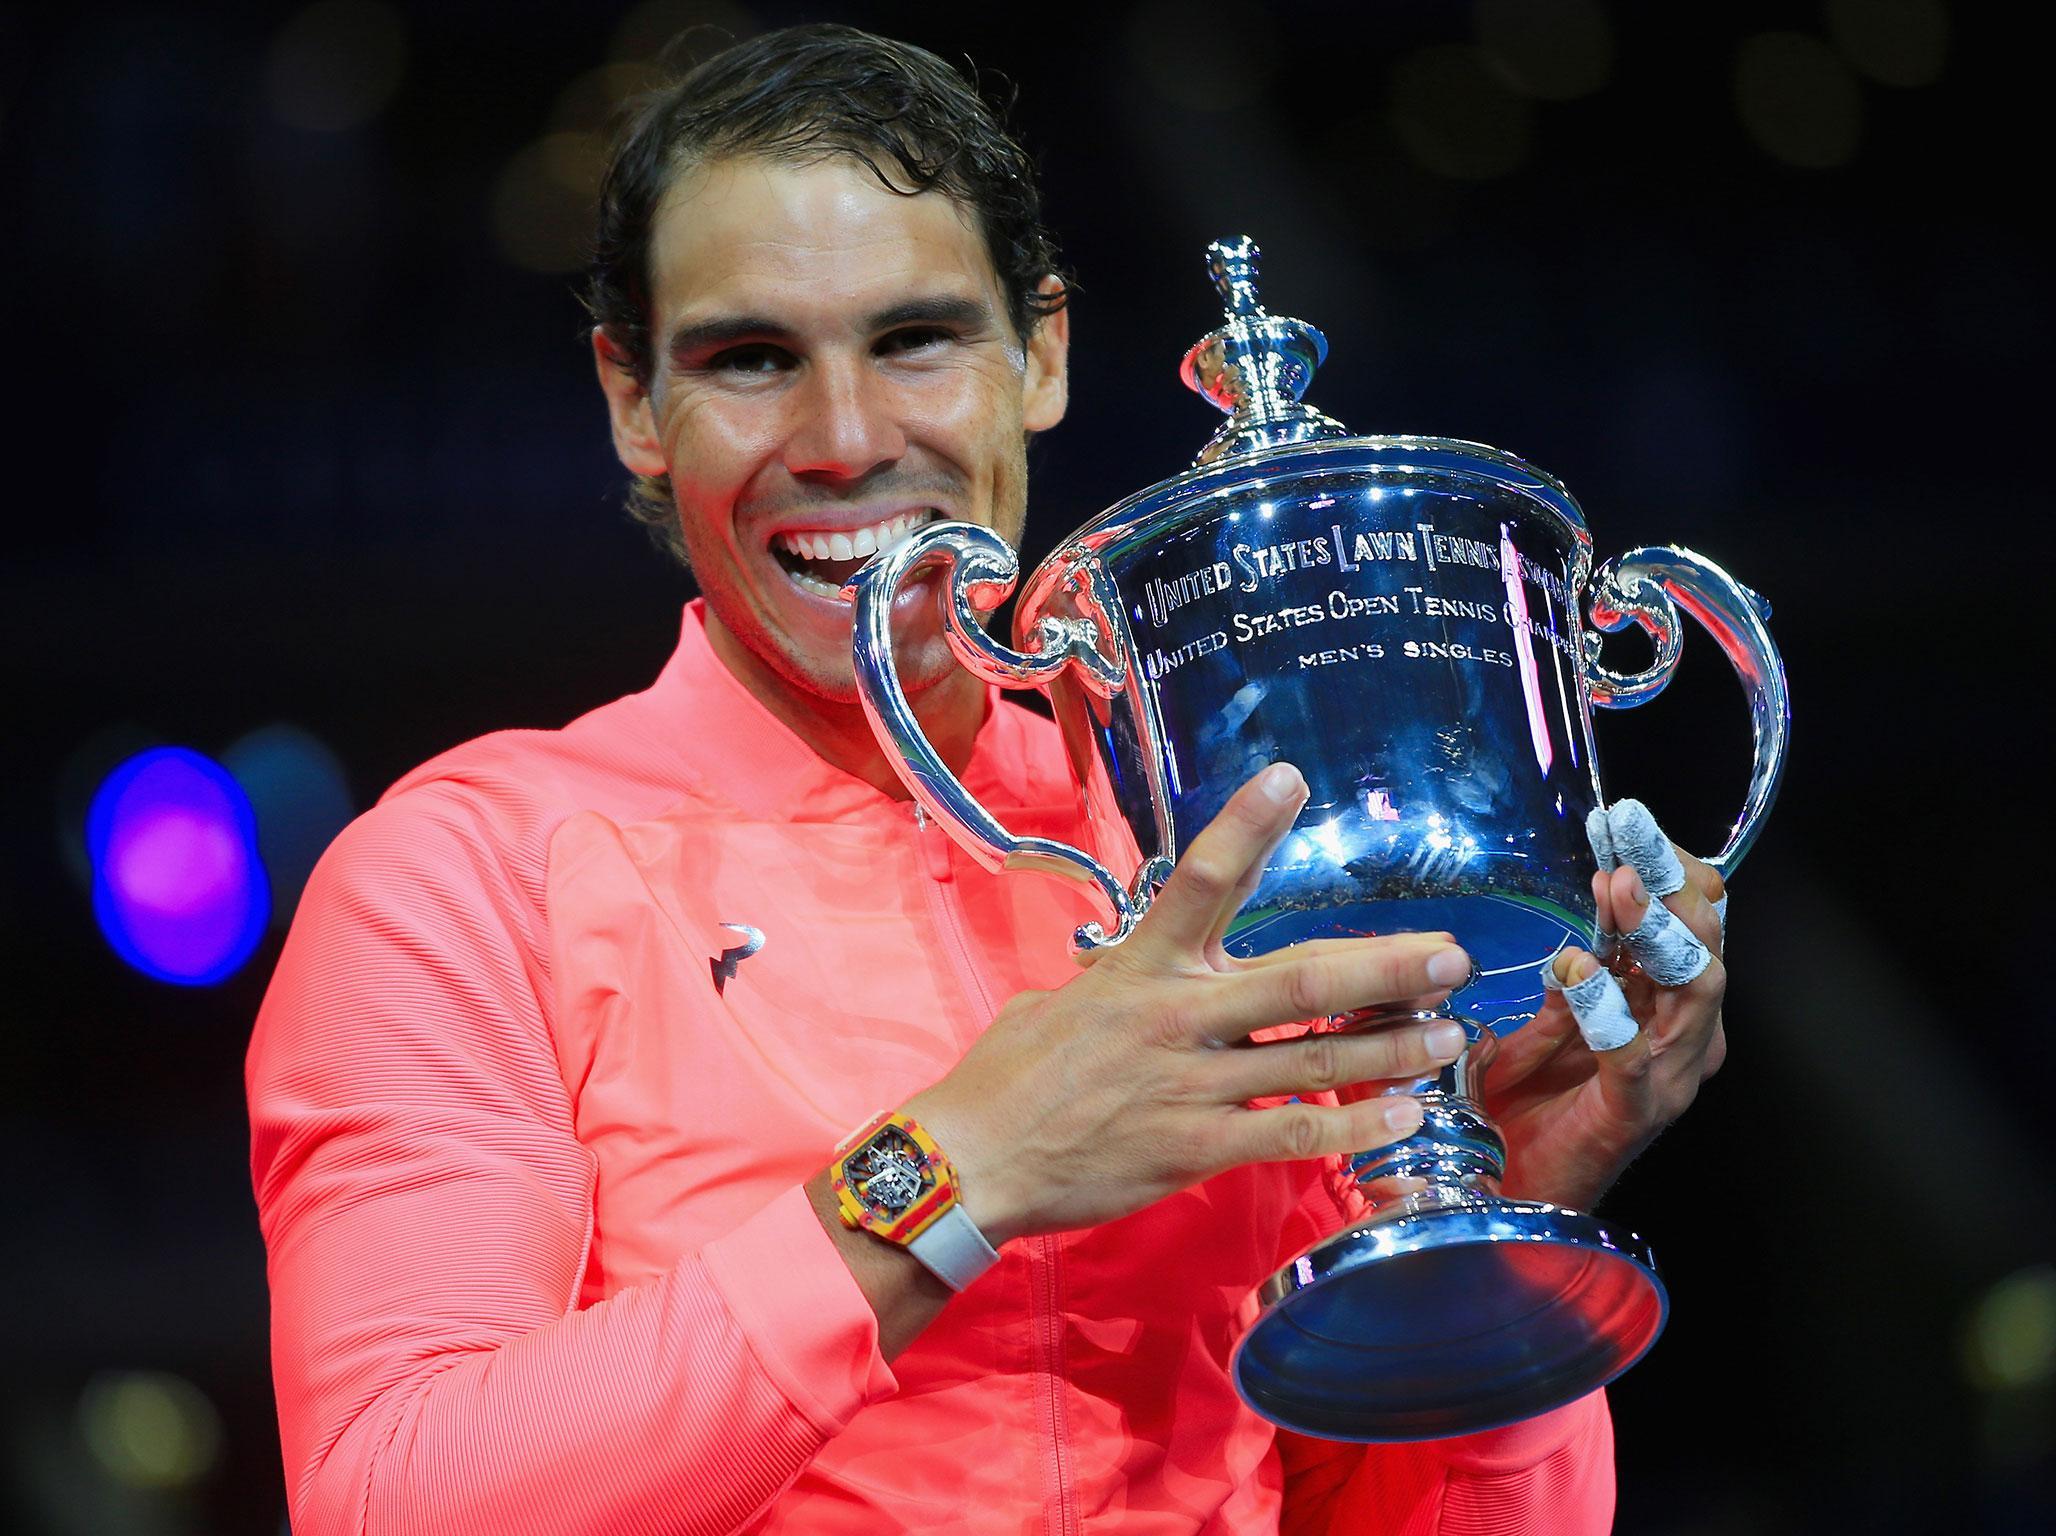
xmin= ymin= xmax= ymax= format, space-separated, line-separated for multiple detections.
xmin=584 ymin=23 xmax=1070 ymax=560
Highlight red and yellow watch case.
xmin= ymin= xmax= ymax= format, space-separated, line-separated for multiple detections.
xmin=830 ymin=1110 xmax=960 ymax=1245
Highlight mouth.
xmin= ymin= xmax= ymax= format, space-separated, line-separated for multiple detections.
xmin=770 ymin=508 xmax=945 ymax=599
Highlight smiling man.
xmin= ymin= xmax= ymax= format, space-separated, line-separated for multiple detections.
xmin=248 ymin=24 xmax=1731 ymax=1536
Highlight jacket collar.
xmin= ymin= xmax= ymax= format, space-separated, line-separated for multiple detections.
xmin=649 ymin=600 xmax=1041 ymax=823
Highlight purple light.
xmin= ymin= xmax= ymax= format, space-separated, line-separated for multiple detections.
xmin=88 ymin=748 xmax=270 ymax=985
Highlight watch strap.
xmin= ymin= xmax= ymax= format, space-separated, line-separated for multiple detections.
xmin=907 ymin=1202 xmax=1002 ymax=1292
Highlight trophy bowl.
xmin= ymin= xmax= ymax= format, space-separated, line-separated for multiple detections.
xmin=848 ymin=237 xmax=1790 ymax=1441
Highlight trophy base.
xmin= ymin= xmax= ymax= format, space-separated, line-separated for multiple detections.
xmin=1233 ymin=1193 xmax=1667 ymax=1441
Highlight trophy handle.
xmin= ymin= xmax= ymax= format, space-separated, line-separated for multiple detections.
xmin=847 ymin=520 xmax=1147 ymax=951
xmin=1585 ymin=544 xmax=1792 ymax=876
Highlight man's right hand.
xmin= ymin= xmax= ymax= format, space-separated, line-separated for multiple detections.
xmin=905 ymin=762 xmax=1472 ymax=1248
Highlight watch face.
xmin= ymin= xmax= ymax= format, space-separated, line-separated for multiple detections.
xmin=847 ymin=1126 xmax=933 ymax=1218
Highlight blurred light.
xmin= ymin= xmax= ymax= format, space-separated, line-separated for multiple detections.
xmin=55 ymin=723 xmax=165 ymax=894
xmin=1471 ymin=0 xmax=1614 ymax=101
xmin=88 ymin=748 xmax=269 ymax=985
xmin=263 ymin=0 xmax=409 ymax=133
xmin=493 ymin=133 xmax=605 ymax=273
xmin=1391 ymin=46 xmax=1533 ymax=181
xmin=1734 ymin=33 xmax=1863 ymax=170
xmin=78 ymin=1371 xmax=224 ymax=1489
xmin=222 ymin=724 xmax=354 ymax=928
xmin=1307 ymin=818 xmax=1350 ymax=862
xmin=1962 ymin=1264 xmax=2056 ymax=1392
xmin=1129 ymin=0 xmax=1279 ymax=112
xmin=552 ymin=62 xmax=665 ymax=135
xmin=610 ymin=0 xmax=757 ymax=64
xmin=1827 ymin=0 xmax=1949 ymax=88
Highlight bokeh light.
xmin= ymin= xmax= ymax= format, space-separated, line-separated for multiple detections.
xmin=1963 ymin=1265 xmax=2056 ymax=1393
xmin=1128 ymin=0 xmax=1279 ymax=113
xmin=1472 ymin=0 xmax=1615 ymax=102
xmin=263 ymin=0 xmax=409 ymax=133
xmin=223 ymin=724 xmax=355 ymax=928
xmin=610 ymin=0 xmax=758 ymax=64
xmin=493 ymin=132 xmax=606 ymax=274
xmin=1734 ymin=32 xmax=1864 ymax=170
xmin=1827 ymin=0 xmax=1950 ymax=89
xmin=1389 ymin=45 xmax=1534 ymax=181
xmin=88 ymin=748 xmax=270 ymax=986
xmin=77 ymin=1370 xmax=224 ymax=1489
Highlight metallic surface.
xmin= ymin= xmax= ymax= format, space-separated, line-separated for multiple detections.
xmin=848 ymin=235 xmax=1789 ymax=1438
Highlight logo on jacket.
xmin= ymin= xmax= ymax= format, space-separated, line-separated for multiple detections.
xmin=711 ymin=922 xmax=766 ymax=994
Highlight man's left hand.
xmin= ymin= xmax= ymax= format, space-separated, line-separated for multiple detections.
xmin=1486 ymin=806 xmax=1729 ymax=1211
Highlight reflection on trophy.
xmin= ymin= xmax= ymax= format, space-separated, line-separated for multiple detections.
xmin=848 ymin=237 xmax=1790 ymax=1441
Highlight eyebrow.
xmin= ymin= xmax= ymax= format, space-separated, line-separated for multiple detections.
xmin=665 ymin=294 xmax=998 ymax=364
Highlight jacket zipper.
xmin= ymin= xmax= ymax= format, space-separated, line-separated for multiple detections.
xmin=912 ymin=807 xmax=1078 ymax=1536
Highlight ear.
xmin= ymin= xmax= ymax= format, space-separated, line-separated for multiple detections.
xmin=1020 ymin=276 xmax=1070 ymax=433
xmin=591 ymin=328 xmax=669 ymax=477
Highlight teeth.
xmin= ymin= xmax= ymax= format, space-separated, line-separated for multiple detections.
xmin=788 ymin=567 xmax=844 ymax=599
xmin=774 ymin=509 xmax=940 ymax=565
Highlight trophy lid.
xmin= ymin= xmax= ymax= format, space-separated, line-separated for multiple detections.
xmin=1181 ymin=236 xmax=1353 ymax=466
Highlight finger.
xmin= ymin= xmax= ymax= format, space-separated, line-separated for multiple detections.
xmin=1190 ymin=935 xmax=1471 ymax=1043
xmin=1592 ymin=866 xmax=1617 ymax=940
xmin=1602 ymin=798 xmax=1687 ymax=898
xmin=1585 ymin=806 xmax=1619 ymax=873
xmin=1606 ymin=800 xmax=1728 ymax=953
xmin=1675 ymin=843 xmax=1727 ymax=908
xmin=1223 ymin=932 xmax=1457 ymax=972
xmin=1135 ymin=763 xmax=1306 ymax=960
xmin=1490 ymin=982 xmax=1585 ymax=1083
xmin=1674 ymin=844 xmax=1729 ymax=944
xmin=1217 ymin=1015 xmax=1466 ymax=1101
xmin=1205 ymin=802 xmax=1306 ymax=962
xmin=1542 ymin=949 xmax=1640 ymax=1051
xmin=1220 ymin=1092 xmax=1427 ymax=1168
xmin=1618 ymin=881 xmax=1714 ymax=986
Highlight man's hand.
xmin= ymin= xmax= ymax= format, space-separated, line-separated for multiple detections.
xmin=908 ymin=763 xmax=1473 ymax=1247
xmin=1487 ymin=804 xmax=1729 ymax=1211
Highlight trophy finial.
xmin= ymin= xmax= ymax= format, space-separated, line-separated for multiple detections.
xmin=1207 ymin=236 xmax=1264 ymax=317
xmin=1180 ymin=235 xmax=1350 ymax=466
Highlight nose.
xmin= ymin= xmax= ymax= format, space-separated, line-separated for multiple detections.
xmin=783 ymin=355 xmax=907 ymax=481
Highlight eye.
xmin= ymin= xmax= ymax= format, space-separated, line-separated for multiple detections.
xmin=706 ymin=343 xmax=794 ymax=377
xmin=876 ymin=326 xmax=954 ymax=357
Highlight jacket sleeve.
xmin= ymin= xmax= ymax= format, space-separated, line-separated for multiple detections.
xmin=247 ymin=789 xmax=897 ymax=1536
xmin=1268 ymin=1154 xmax=1616 ymax=1534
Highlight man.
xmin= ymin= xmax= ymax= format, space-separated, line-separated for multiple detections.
xmin=248 ymin=24 xmax=1729 ymax=1535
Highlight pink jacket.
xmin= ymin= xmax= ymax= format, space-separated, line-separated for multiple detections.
xmin=248 ymin=602 xmax=1613 ymax=1534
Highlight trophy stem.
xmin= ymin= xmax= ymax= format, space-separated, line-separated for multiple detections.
xmin=1232 ymin=1012 xmax=1668 ymax=1442
xmin=1348 ymin=1015 xmax=1506 ymax=1207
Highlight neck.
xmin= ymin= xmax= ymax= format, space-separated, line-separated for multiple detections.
xmin=701 ymin=609 xmax=988 ymax=800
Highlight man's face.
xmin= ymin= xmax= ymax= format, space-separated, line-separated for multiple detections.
xmin=598 ymin=154 xmax=1069 ymax=703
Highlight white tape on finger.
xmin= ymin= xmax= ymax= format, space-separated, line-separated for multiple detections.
xmin=1584 ymin=807 xmax=1619 ymax=871
xmin=1605 ymin=798 xmax=1687 ymax=898
xmin=1712 ymin=893 xmax=1728 ymax=943
xmin=1624 ymin=896 xmax=1714 ymax=987
xmin=1542 ymin=961 xmax=1639 ymax=1052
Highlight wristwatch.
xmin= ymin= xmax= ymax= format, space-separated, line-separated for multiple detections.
xmin=830 ymin=1109 xmax=1001 ymax=1291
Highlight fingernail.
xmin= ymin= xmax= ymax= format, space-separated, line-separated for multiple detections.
xmin=1626 ymin=870 xmax=1646 ymax=905
xmin=1383 ymin=1098 xmax=1424 ymax=1135
xmin=1258 ymin=763 xmax=1303 ymax=804
xmin=1426 ymin=947 xmax=1471 ymax=987
xmin=1554 ymin=950 xmax=1598 ymax=986
xmin=1424 ymin=1021 xmax=1465 ymax=1057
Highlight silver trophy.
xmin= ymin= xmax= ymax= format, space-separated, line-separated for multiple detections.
xmin=848 ymin=237 xmax=1790 ymax=1440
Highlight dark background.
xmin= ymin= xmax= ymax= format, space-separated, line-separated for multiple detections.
xmin=4 ymin=2 xmax=2049 ymax=1531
